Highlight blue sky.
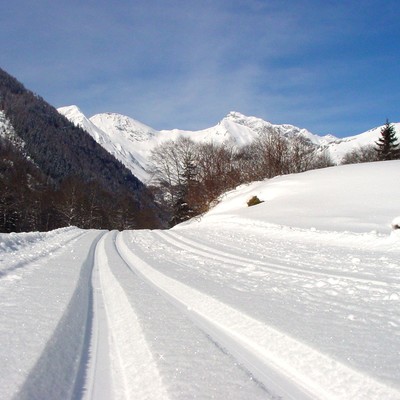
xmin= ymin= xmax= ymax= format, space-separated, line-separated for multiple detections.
xmin=1 ymin=0 xmax=399 ymax=137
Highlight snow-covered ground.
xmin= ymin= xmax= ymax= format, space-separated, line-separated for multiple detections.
xmin=1 ymin=161 xmax=400 ymax=399
xmin=198 ymin=160 xmax=400 ymax=234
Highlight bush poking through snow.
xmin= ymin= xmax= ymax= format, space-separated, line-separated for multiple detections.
xmin=247 ymin=195 xmax=264 ymax=207
xmin=391 ymin=217 xmax=400 ymax=230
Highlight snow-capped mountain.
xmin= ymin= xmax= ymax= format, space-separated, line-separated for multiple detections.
xmin=322 ymin=125 xmax=400 ymax=162
xmin=219 ymin=111 xmax=337 ymax=147
xmin=58 ymin=106 xmax=155 ymax=183
xmin=58 ymin=106 xmax=400 ymax=184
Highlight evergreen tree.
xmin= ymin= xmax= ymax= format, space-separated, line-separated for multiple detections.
xmin=375 ymin=120 xmax=400 ymax=160
xmin=169 ymin=159 xmax=198 ymax=226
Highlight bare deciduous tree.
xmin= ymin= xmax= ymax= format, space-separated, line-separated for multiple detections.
xmin=341 ymin=145 xmax=379 ymax=165
xmin=149 ymin=130 xmax=337 ymax=225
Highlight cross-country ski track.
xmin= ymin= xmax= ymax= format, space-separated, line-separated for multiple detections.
xmin=1 ymin=226 xmax=400 ymax=399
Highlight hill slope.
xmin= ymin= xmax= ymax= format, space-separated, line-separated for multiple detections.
xmin=191 ymin=160 xmax=400 ymax=234
xmin=0 ymin=70 xmax=143 ymax=192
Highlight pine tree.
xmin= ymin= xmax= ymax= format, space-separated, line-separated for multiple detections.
xmin=375 ymin=119 xmax=400 ymax=161
xmin=169 ymin=159 xmax=198 ymax=226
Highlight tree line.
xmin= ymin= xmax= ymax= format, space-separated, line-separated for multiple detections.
xmin=149 ymin=131 xmax=333 ymax=226
xmin=0 ymin=138 xmax=158 ymax=232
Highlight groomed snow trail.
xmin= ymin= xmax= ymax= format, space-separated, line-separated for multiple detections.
xmin=1 ymin=226 xmax=399 ymax=399
xmin=84 ymin=231 xmax=272 ymax=400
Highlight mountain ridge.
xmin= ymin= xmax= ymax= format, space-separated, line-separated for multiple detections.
xmin=58 ymin=105 xmax=400 ymax=184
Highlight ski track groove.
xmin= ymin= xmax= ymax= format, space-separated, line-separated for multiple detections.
xmin=157 ymin=230 xmax=400 ymax=289
xmin=154 ymin=229 xmax=400 ymax=345
xmin=114 ymin=232 xmax=313 ymax=400
xmin=11 ymin=230 xmax=104 ymax=400
xmin=82 ymin=232 xmax=112 ymax=400
xmin=88 ymin=232 xmax=277 ymax=400
xmin=116 ymin=230 xmax=400 ymax=400
xmin=176 ymin=226 xmax=400 ymax=278
xmin=83 ymin=231 xmax=171 ymax=400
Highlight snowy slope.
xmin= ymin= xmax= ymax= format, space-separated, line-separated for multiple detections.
xmin=196 ymin=160 xmax=400 ymax=234
xmin=58 ymin=106 xmax=152 ymax=183
xmin=1 ymin=162 xmax=400 ymax=399
xmin=325 ymin=123 xmax=400 ymax=162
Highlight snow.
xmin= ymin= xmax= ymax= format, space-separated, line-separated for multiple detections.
xmin=198 ymin=160 xmax=400 ymax=235
xmin=117 ymin=230 xmax=400 ymax=399
xmin=325 ymin=124 xmax=399 ymax=163
xmin=58 ymin=106 xmax=153 ymax=183
xmin=0 ymin=228 xmax=104 ymax=399
xmin=0 ymin=227 xmax=86 ymax=278
xmin=1 ymin=161 xmax=400 ymax=399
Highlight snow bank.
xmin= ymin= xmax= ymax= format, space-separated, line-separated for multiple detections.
xmin=197 ymin=161 xmax=400 ymax=234
xmin=0 ymin=227 xmax=76 ymax=253
xmin=0 ymin=227 xmax=81 ymax=276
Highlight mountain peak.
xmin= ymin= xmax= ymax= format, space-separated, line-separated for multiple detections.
xmin=223 ymin=111 xmax=269 ymax=125
xmin=225 ymin=111 xmax=247 ymax=119
xmin=89 ymin=112 xmax=157 ymax=142
xmin=57 ymin=105 xmax=85 ymax=121
xmin=222 ymin=111 xmax=277 ymax=131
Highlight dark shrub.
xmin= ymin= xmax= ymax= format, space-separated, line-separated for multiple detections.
xmin=247 ymin=195 xmax=263 ymax=207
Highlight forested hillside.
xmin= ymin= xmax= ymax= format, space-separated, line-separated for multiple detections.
xmin=0 ymin=68 xmax=160 ymax=232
